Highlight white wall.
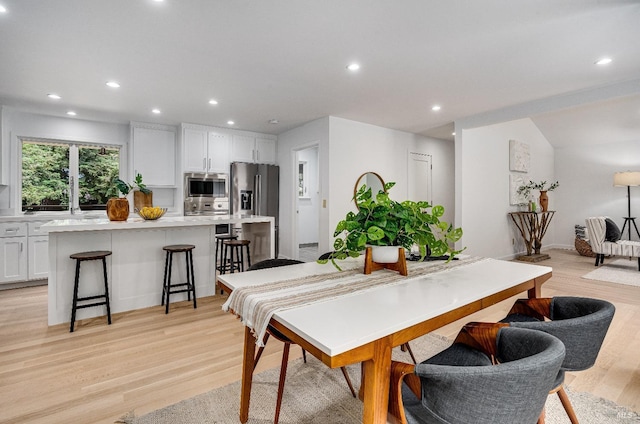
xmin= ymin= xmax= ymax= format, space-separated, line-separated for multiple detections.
xmin=458 ymin=118 xmax=555 ymax=259
xmin=276 ymin=116 xmax=455 ymax=259
xmin=0 ymin=108 xmax=129 ymax=215
xmin=328 ymin=116 xmax=455 ymax=254
xmin=296 ymin=146 xmax=319 ymax=245
xmin=555 ymin=139 xmax=640 ymax=244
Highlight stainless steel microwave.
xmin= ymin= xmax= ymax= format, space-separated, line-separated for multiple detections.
xmin=184 ymin=173 xmax=228 ymax=199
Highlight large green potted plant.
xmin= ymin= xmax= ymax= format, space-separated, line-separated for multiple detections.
xmin=320 ymin=182 xmax=464 ymax=270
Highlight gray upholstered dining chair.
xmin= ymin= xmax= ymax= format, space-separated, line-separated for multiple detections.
xmin=247 ymin=258 xmax=356 ymax=424
xmin=388 ymin=322 xmax=565 ymax=424
xmin=501 ymin=296 xmax=615 ymax=424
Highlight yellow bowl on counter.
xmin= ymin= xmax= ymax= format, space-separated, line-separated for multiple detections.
xmin=136 ymin=207 xmax=167 ymax=220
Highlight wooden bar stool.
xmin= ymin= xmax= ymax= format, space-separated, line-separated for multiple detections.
xmin=69 ymin=250 xmax=112 ymax=333
xmin=214 ymin=234 xmax=238 ymax=274
xmin=222 ymin=239 xmax=251 ymax=273
xmin=162 ymin=244 xmax=197 ymax=314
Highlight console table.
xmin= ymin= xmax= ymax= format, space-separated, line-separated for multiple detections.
xmin=508 ymin=211 xmax=555 ymax=262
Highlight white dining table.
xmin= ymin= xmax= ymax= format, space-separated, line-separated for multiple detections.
xmin=217 ymin=256 xmax=552 ymax=424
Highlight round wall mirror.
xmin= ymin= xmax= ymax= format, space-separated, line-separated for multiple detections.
xmin=354 ymin=172 xmax=385 ymax=208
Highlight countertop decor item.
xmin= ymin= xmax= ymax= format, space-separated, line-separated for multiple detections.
xmin=132 ymin=173 xmax=153 ymax=211
xmin=106 ymin=173 xmax=153 ymax=221
xmin=517 ymin=180 xmax=559 ymax=212
xmin=136 ymin=207 xmax=167 ymax=221
xmin=321 ymin=180 xmax=464 ymax=271
xmin=106 ymin=177 xmax=132 ymax=221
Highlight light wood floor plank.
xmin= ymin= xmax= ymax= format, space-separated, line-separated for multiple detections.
xmin=0 ymin=249 xmax=638 ymax=423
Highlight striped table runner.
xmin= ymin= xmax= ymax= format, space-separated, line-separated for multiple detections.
xmin=222 ymin=256 xmax=487 ymax=345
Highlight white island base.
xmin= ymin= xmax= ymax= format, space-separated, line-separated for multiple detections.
xmin=43 ymin=215 xmax=274 ymax=326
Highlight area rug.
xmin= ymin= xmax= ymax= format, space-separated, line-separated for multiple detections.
xmin=117 ymin=333 xmax=639 ymax=424
xmin=582 ymin=258 xmax=640 ymax=287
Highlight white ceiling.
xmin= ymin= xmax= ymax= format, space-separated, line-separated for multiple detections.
xmin=1 ymin=0 xmax=639 ymax=146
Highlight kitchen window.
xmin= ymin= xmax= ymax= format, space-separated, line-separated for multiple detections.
xmin=21 ymin=139 xmax=120 ymax=212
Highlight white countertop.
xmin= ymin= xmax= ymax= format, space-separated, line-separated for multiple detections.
xmin=0 ymin=213 xmax=106 ymax=223
xmin=41 ymin=214 xmax=274 ymax=232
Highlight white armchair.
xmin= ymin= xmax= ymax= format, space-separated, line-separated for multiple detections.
xmin=585 ymin=217 xmax=640 ymax=271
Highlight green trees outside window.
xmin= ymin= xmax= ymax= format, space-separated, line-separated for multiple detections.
xmin=21 ymin=141 xmax=119 ymax=212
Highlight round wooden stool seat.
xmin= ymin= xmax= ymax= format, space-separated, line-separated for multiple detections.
xmin=70 ymin=250 xmax=112 ymax=260
xmin=223 ymin=239 xmax=250 ymax=247
xmin=162 ymin=244 xmax=195 ymax=252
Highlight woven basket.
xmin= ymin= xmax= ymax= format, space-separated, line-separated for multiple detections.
xmin=575 ymin=237 xmax=596 ymax=258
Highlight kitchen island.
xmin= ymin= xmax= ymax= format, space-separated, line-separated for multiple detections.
xmin=42 ymin=215 xmax=274 ymax=326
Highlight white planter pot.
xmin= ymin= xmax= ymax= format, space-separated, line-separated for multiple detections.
xmin=369 ymin=245 xmax=401 ymax=263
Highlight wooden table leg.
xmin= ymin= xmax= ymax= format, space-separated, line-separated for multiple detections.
xmin=361 ymin=337 xmax=393 ymax=424
xmin=240 ymin=326 xmax=256 ymax=423
xmin=528 ymin=273 xmax=550 ymax=299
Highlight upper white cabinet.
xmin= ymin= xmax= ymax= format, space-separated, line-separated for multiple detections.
xmin=231 ymin=135 xmax=276 ymax=164
xmin=208 ymin=132 xmax=231 ymax=172
xmin=183 ymin=128 xmax=208 ymax=172
xmin=131 ymin=124 xmax=177 ymax=186
xmin=183 ymin=128 xmax=230 ymax=173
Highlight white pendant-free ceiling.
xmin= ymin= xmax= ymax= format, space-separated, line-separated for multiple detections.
xmin=0 ymin=0 xmax=638 ymax=145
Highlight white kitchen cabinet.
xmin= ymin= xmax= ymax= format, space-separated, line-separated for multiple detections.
xmin=255 ymin=138 xmax=276 ymax=164
xmin=183 ymin=129 xmax=230 ymax=173
xmin=131 ymin=124 xmax=177 ymax=186
xmin=0 ymin=223 xmax=28 ymax=283
xmin=231 ymin=135 xmax=276 ymax=164
xmin=28 ymin=222 xmax=48 ymax=280
xmin=208 ymin=132 xmax=230 ymax=172
xmin=28 ymin=236 xmax=49 ymax=280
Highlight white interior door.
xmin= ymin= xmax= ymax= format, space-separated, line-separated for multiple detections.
xmin=408 ymin=152 xmax=433 ymax=204
xmin=294 ymin=146 xmax=320 ymax=260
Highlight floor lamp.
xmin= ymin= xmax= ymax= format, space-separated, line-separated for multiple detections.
xmin=613 ymin=171 xmax=640 ymax=240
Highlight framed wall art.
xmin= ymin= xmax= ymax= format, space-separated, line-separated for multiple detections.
xmin=509 ymin=139 xmax=530 ymax=173
xmin=510 ymin=174 xmax=527 ymax=205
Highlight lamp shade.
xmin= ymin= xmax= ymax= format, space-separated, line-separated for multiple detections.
xmin=613 ymin=171 xmax=640 ymax=187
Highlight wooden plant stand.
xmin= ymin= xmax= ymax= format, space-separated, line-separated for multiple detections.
xmin=508 ymin=211 xmax=555 ymax=262
xmin=364 ymin=247 xmax=408 ymax=276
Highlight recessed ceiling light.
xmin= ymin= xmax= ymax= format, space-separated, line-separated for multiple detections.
xmin=66 ymin=111 xmax=77 ymax=116
xmin=595 ymin=57 xmax=612 ymax=65
xmin=47 ymin=93 xmax=61 ymax=100
xmin=152 ymin=108 xmax=161 ymax=114
xmin=269 ymin=119 xmax=279 ymax=124
xmin=208 ymin=99 xmax=219 ymax=105
xmin=452 ymin=132 xmax=456 ymax=136
xmin=0 ymin=5 xmax=7 ymax=13
xmin=227 ymin=120 xmax=235 ymax=125
xmin=432 ymin=105 xmax=442 ymax=111
xmin=346 ymin=63 xmax=360 ymax=71
xmin=106 ymin=81 xmax=120 ymax=88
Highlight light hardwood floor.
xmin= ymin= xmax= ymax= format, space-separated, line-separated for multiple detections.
xmin=0 ymin=249 xmax=638 ymax=423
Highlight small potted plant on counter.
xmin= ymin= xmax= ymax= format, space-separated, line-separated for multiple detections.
xmin=106 ymin=178 xmax=132 ymax=221
xmin=132 ymin=173 xmax=153 ymax=211
xmin=320 ymin=182 xmax=464 ymax=272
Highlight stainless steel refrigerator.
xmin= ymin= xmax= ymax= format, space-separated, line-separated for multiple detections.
xmin=230 ymin=162 xmax=279 ymax=256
